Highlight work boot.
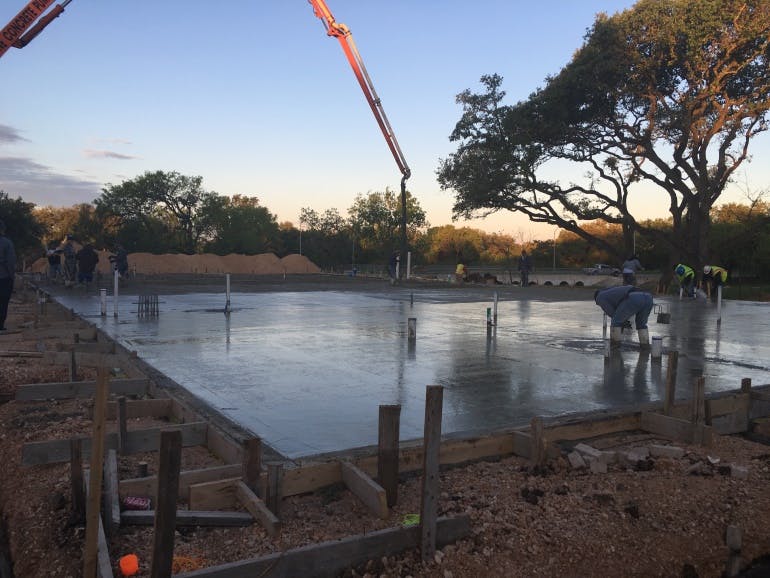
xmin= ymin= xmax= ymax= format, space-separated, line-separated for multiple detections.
xmin=638 ymin=328 xmax=650 ymax=350
xmin=610 ymin=326 xmax=623 ymax=349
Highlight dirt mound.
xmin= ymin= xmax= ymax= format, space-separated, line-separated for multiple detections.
xmin=29 ymin=252 xmax=321 ymax=276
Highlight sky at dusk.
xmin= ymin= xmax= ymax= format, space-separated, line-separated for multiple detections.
xmin=2 ymin=0 xmax=768 ymax=241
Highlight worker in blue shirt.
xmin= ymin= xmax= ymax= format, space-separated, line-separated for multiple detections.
xmin=594 ymin=285 xmax=654 ymax=349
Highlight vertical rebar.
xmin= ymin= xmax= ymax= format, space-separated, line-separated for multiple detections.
xmin=408 ymin=317 xmax=417 ymax=341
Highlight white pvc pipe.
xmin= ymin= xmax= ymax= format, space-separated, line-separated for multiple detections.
xmin=113 ymin=269 xmax=119 ymax=318
xmin=406 ymin=251 xmax=411 ymax=279
xmin=225 ymin=273 xmax=231 ymax=314
xmin=100 ymin=288 xmax=107 ymax=317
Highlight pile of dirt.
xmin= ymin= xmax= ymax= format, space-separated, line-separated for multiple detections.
xmin=29 ymin=251 xmax=321 ymax=276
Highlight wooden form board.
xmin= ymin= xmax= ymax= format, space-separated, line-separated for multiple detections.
xmin=174 ymin=515 xmax=470 ymax=578
xmin=341 ymin=461 xmax=388 ymax=519
xmin=43 ymin=351 xmax=120 ymax=368
xmin=188 ymin=477 xmax=240 ymax=511
xmin=641 ymin=412 xmax=714 ymax=446
xmin=15 ymin=378 xmax=149 ymax=401
xmin=234 ymin=481 xmax=281 ymax=537
xmin=70 ymin=342 xmax=114 ymax=354
xmin=22 ymin=421 xmax=207 ymax=465
xmin=82 ymin=470 xmax=114 ymax=578
xmin=121 ymin=510 xmax=254 ymax=527
xmin=120 ymin=464 xmax=241 ymax=500
xmin=101 ymin=398 xmax=171 ymax=420
xmin=102 ymin=450 xmax=121 ymax=535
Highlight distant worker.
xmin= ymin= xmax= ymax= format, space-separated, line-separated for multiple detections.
xmin=702 ymin=265 xmax=728 ymax=300
xmin=518 ymin=250 xmax=532 ymax=287
xmin=674 ymin=263 xmax=695 ymax=298
xmin=109 ymin=245 xmax=129 ymax=279
xmin=455 ymin=262 xmax=466 ymax=282
xmin=621 ymin=254 xmax=643 ymax=285
xmin=387 ymin=250 xmax=400 ymax=285
xmin=0 ymin=219 xmax=16 ymax=332
xmin=62 ymin=236 xmax=77 ymax=286
xmin=594 ymin=285 xmax=654 ymax=349
xmin=46 ymin=241 xmax=62 ymax=281
xmin=75 ymin=243 xmax=99 ymax=288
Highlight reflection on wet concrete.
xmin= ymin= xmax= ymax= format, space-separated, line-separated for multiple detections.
xmin=50 ymin=289 xmax=769 ymax=459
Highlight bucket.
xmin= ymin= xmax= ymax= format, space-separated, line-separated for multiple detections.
xmin=651 ymin=336 xmax=663 ymax=359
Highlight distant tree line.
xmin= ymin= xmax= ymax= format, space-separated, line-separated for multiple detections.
xmin=0 ymin=171 xmax=768 ymax=280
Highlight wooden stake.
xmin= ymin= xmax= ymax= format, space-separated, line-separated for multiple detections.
xmin=241 ymin=437 xmax=262 ymax=494
xmin=69 ymin=350 xmax=77 ymax=382
xmin=378 ymin=404 xmax=401 ymax=507
xmin=664 ymin=350 xmax=679 ymax=416
xmin=742 ymin=378 xmax=752 ymax=425
xmin=117 ymin=396 xmax=128 ymax=454
xmin=530 ymin=416 xmax=546 ymax=467
xmin=692 ymin=376 xmax=706 ymax=445
xmin=83 ymin=367 xmax=109 ymax=578
xmin=150 ymin=429 xmax=182 ymax=578
xmin=69 ymin=438 xmax=85 ymax=524
xmin=420 ymin=385 xmax=443 ymax=562
xmin=266 ymin=462 xmax=284 ymax=517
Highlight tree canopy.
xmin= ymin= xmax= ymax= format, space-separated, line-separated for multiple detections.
xmin=437 ymin=0 xmax=770 ymax=274
xmin=0 ymin=191 xmax=44 ymax=263
xmin=96 ymin=171 xmax=219 ymax=254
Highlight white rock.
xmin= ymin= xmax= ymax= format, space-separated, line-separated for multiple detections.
xmin=568 ymin=451 xmax=587 ymax=469
xmin=730 ymin=465 xmax=749 ymax=480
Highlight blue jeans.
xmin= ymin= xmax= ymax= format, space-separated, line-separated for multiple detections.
xmin=611 ymin=292 xmax=653 ymax=329
xmin=0 ymin=277 xmax=12 ymax=329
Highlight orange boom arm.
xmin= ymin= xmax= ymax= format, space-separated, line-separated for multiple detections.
xmin=1 ymin=0 xmax=72 ymax=59
xmin=308 ymin=0 xmax=410 ymax=180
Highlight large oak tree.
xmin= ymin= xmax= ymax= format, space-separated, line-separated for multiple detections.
xmin=438 ymin=0 xmax=770 ymax=276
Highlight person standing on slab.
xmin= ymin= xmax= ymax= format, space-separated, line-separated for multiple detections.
xmin=0 ymin=219 xmax=16 ymax=331
xmin=594 ymin=285 xmax=654 ymax=349
xmin=518 ymin=250 xmax=532 ymax=287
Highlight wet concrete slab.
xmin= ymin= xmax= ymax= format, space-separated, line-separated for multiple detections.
xmin=50 ymin=287 xmax=769 ymax=459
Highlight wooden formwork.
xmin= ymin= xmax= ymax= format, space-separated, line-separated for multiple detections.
xmin=11 ymin=284 xmax=770 ymax=576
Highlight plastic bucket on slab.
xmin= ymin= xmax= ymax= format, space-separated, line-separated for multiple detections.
xmin=651 ymin=336 xmax=663 ymax=359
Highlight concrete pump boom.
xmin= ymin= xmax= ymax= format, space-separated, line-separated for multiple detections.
xmin=0 ymin=0 xmax=72 ymax=59
xmin=308 ymin=0 xmax=411 ymax=276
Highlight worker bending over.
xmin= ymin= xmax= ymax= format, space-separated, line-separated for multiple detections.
xmin=702 ymin=265 xmax=728 ymax=299
xmin=594 ymin=286 xmax=654 ymax=349
xmin=674 ymin=264 xmax=696 ymax=298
